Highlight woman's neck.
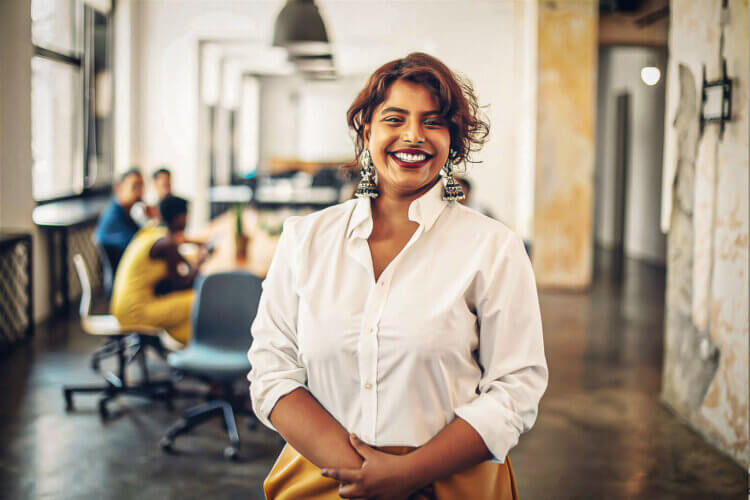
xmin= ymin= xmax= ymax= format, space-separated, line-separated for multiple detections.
xmin=371 ymin=178 xmax=439 ymax=226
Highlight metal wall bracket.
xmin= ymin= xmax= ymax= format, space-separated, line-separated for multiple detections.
xmin=699 ymin=59 xmax=733 ymax=138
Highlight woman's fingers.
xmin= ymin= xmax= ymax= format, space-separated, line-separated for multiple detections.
xmin=337 ymin=482 xmax=366 ymax=498
xmin=320 ymin=467 xmax=361 ymax=483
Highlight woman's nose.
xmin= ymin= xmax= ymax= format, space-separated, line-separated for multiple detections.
xmin=402 ymin=122 xmax=425 ymax=144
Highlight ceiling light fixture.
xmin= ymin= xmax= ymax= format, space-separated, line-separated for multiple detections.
xmin=272 ymin=0 xmax=329 ymax=50
xmin=640 ymin=66 xmax=661 ymax=86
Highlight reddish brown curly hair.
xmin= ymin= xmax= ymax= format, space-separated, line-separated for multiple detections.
xmin=346 ymin=52 xmax=489 ymax=169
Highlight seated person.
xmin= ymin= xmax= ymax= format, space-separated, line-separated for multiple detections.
xmin=137 ymin=167 xmax=173 ymax=221
xmin=152 ymin=167 xmax=173 ymax=201
xmin=110 ymin=195 xmax=209 ymax=345
xmin=94 ymin=168 xmax=145 ymax=270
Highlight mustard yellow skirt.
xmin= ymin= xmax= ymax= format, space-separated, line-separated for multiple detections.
xmin=263 ymin=443 xmax=518 ymax=500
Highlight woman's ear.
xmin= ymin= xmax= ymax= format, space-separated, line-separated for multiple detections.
xmin=363 ymin=123 xmax=370 ymax=149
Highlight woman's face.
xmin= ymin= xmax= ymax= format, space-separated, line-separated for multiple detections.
xmin=365 ymin=79 xmax=450 ymax=197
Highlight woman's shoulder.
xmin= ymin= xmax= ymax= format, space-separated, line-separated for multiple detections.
xmin=448 ymin=203 xmax=523 ymax=249
xmin=281 ymin=199 xmax=357 ymax=240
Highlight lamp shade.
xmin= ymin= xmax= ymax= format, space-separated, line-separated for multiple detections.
xmin=272 ymin=0 xmax=329 ymax=48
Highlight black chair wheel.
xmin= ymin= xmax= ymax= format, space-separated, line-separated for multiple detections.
xmin=160 ymin=436 xmax=175 ymax=452
xmin=63 ymin=390 xmax=74 ymax=411
xmin=224 ymin=446 xmax=240 ymax=461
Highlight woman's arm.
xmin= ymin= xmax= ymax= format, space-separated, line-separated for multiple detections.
xmin=270 ymin=388 xmax=364 ymax=470
xmin=249 ymin=217 xmax=362 ymax=473
xmin=399 ymin=417 xmax=490 ymax=490
xmin=323 ymin=418 xmax=488 ymax=499
xmin=151 ymin=238 xmax=207 ymax=291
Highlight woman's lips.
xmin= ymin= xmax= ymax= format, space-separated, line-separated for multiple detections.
xmin=389 ymin=153 xmax=431 ymax=168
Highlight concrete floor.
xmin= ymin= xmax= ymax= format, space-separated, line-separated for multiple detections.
xmin=0 ymin=256 xmax=746 ymax=499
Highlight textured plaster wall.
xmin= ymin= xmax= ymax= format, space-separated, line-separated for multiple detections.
xmin=533 ymin=0 xmax=597 ymax=289
xmin=660 ymin=0 xmax=749 ymax=467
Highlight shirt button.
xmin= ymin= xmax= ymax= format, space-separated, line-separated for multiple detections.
xmin=363 ymin=382 xmax=372 ymax=390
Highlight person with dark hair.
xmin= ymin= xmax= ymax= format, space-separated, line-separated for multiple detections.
xmin=94 ymin=168 xmax=145 ymax=270
xmin=110 ymin=195 xmax=209 ymax=344
xmin=152 ymin=167 xmax=172 ymax=201
xmin=249 ymin=53 xmax=547 ymax=499
xmin=455 ymin=175 xmax=496 ymax=219
xmin=136 ymin=167 xmax=173 ymax=221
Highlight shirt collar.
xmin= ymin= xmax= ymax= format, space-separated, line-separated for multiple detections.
xmin=347 ymin=180 xmax=447 ymax=240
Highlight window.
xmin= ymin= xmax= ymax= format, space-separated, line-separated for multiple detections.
xmin=31 ymin=0 xmax=114 ymax=202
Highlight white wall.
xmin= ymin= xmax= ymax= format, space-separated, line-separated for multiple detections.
xmin=124 ymin=0 xmax=538 ymax=237
xmin=296 ymin=76 xmax=363 ymax=163
xmin=0 ymin=0 xmax=52 ymax=322
xmin=257 ymin=74 xmax=362 ymax=167
xmin=258 ymin=75 xmax=302 ymax=167
xmin=594 ymin=46 xmax=667 ymax=264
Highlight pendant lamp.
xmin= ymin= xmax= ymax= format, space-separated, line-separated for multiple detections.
xmin=272 ymin=0 xmax=330 ymax=52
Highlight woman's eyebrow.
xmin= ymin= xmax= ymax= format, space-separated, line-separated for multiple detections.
xmin=380 ymin=106 xmax=441 ymax=116
xmin=381 ymin=106 xmax=408 ymax=115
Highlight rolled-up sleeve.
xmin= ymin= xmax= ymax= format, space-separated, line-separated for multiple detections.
xmin=248 ymin=217 xmax=308 ymax=431
xmin=454 ymin=234 xmax=548 ymax=462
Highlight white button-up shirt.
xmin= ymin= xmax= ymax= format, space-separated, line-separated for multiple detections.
xmin=248 ymin=181 xmax=548 ymax=461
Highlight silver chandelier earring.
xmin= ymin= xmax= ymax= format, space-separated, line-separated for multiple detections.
xmin=355 ymin=149 xmax=379 ymax=199
xmin=442 ymin=151 xmax=465 ymax=202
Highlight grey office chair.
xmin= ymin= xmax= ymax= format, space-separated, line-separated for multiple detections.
xmin=160 ymin=271 xmax=261 ymax=460
xmin=62 ymin=254 xmax=174 ymax=419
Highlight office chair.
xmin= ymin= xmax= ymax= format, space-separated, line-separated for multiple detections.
xmin=94 ymin=238 xmax=115 ymax=299
xmin=62 ymin=254 xmax=174 ymax=419
xmin=159 ymin=271 xmax=261 ymax=460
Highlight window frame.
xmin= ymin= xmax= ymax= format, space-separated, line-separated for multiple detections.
xmin=32 ymin=1 xmax=115 ymax=205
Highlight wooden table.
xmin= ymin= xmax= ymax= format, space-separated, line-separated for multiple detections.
xmin=187 ymin=208 xmax=283 ymax=279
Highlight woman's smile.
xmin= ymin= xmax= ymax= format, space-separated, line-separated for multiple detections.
xmin=388 ymin=148 xmax=434 ymax=168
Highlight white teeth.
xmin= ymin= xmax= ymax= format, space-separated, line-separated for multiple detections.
xmin=393 ymin=152 xmax=427 ymax=163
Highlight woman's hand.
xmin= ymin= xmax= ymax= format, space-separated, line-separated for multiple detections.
xmin=320 ymin=434 xmax=422 ymax=500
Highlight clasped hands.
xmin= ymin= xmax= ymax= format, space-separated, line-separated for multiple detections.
xmin=320 ymin=434 xmax=433 ymax=500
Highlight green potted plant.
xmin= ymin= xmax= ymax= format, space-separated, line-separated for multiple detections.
xmin=233 ymin=203 xmax=249 ymax=261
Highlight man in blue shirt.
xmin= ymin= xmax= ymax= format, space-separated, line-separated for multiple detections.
xmin=94 ymin=168 xmax=145 ymax=270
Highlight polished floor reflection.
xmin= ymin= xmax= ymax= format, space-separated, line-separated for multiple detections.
xmin=0 ymin=255 xmax=746 ymax=499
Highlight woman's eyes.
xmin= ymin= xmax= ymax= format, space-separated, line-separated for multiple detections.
xmin=382 ymin=116 xmax=444 ymax=127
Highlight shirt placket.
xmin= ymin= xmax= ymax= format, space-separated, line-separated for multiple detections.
xmin=356 ymin=227 xmax=424 ymax=443
xmin=358 ymin=279 xmax=386 ymax=443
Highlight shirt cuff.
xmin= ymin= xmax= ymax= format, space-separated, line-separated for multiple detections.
xmin=454 ymin=399 xmax=519 ymax=463
xmin=256 ymin=380 xmax=308 ymax=432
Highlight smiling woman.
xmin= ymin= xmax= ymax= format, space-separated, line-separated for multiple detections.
xmin=249 ymin=52 xmax=546 ymax=500
xmin=347 ymin=52 xmax=489 ymax=171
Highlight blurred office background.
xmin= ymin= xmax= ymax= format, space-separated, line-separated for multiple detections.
xmin=0 ymin=0 xmax=747 ymax=498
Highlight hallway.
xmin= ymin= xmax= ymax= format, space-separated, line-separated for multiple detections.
xmin=0 ymin=256 xmax=745 ymax=499
xmin=514 ymin=256 xmax=745 ymax=498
